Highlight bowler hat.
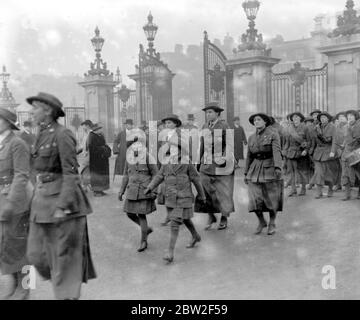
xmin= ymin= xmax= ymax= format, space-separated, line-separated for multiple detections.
xmin=310 ymin=109 xmax=322 ymax=116
xmin=202 ymin=101 xmax=224 ymax=113
xmin=125 ymin=119 xmax=133 ymax=125
xmin=317 ymin=112 xmax=333 ymax=122
xmin=346 ymin=109 xmax=360 ymax=120
xmin=81 ymin=120 xmax=94 ymax=127
xmin=161 ymin=114 xmax=182 ymax=127
xmin=187 ymin=114 xmax=195 ymax=120
xmin=289 ymin=112 xmax=305 ymax=122
xmin=249 ymin=113 xmax=271 ymax=127
xmin=0 ymin=108 xmax=20 ymax=130
xmin=26 ymin=92 xmax=65 ymax=117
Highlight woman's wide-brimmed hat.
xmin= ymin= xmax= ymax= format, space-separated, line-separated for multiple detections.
xmin=249 ymin=113 xmax=272 ymax=127
xmin=334 ymin=111 xmax=347 ymax=120
xmin=289 ymin=111 xmax=305 ymax=122
xmin=161 ymin=114 xmax=182 ymax=127
xmin=0 ymin=108 xmax=20 ymax=130
xmin=26 ymin=92 xmax=65 ymax=117
xmin=310 ymin=109 xmax=322 ymax=116
xmin=346 ymin=109 xmax=360 ymax=120
xmin=317 ymin=112 xmax=333 ymax=122
xmin=202 ymin=101 xmax=224 ymax=113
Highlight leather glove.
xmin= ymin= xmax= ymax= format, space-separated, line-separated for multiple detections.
xmin=118 ymin=193 xmax=123 ymax=202
xmin=274 ymin=168 xmax=282 ymax=180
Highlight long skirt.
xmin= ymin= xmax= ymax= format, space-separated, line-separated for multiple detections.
xmin=195 ymin=173 xmax=235 ymax=217
xmin=0 ymin=212 xmax=29 ymax=275
xmin=124 ymin=199 xmax=156 ymax=215
xmin=288 ymin=157 xmax=312 ymax=186
xmin=26 ymin=217 xmax=97 ymax=300
xmin=248 ymin=180 xmax=284 ymax=213
xmin=313 ymin=159 xmax=340 ymax=186
xmin=166 ymin=207 xmax=193 ymax=223
xmin=341 ymin=160 xmax=360 ymax=187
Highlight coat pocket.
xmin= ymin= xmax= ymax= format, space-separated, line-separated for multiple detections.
xmin=37 ymin=179 xmax=63 ymax=196
xmin=262 ymin=159 xmax=275 ymax=181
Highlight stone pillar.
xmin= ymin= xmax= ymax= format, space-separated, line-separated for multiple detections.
xmin=319 ymin=34 xmax=360 ymax=114
xmin=79 ymin=74 xmax=117 ymax=141
xmin=226 ymin=51 xmax=280 ymax=134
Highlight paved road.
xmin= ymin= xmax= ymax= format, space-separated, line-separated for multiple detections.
xmin=1 ymin=162 xmax=360 ymax=300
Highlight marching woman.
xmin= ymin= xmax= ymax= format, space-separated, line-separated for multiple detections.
xmin=340 ymin=110 xmax=360 ymax=200
xmin=285 ymin=112 xmax=312 ymax=196
xmin=333 ymin=112 xmax=348 ymax=191
xmin=0 ymin=108 xmax=33 ymax=300
xmin=118 ymin=135 xmax=158 ymax=252
xmin=196 ymin=102 xmax=235 ymax=231
xmin=144 ymin=133 xmax=206 ymax=264
xmin=312 ymin=112 xmax=338 ymax=199
xmin=244 ymin=113 xmax=283 ymax=235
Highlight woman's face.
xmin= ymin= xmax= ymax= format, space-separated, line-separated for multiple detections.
xmin=164 ymin=120 xmax=176 ymax=130
xmin=348 ymin=114 xmax=356 ymax=124
xmin=206 ymin=109 xmax=218 ymax=122
xmin=338 ymin=115 xmax=347 ymax=124
xmin=31 ymin=101 xmax=51 ymax=125
xmin=254 ymin=116 xmax=266 ymax=129
xmin=0 ymin=117 xmax=11 ymax=134
xmin=292 ymin=115 xmax=301 ymax=126
xmin=320 ymin=115 xmax=329 ymax=124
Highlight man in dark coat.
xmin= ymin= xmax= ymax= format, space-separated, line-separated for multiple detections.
xmin=87 ymin=123 xmax=110 ymax=196
xmin=113 ymin=119 xmax=134 ymax=178
xmin=231 ymin=116 xmax=247 ymax=164
xmin=25 ymin=92 xmax=96 ymax=300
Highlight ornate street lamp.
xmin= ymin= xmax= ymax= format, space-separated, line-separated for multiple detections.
xmin=87 ymin=26 xmax=109 ymax=76
xmin=115 ymin=66 xmax=122 ymax=85
xmin=0 ymin=65 xmax=19 ymax=111
xmin=143 ymin=12 xmax=158 ymax=56
xmin=236 ymin=0 xmax=267 ymax=52
xmin=1 ymin=65 xmax=10 ymax=85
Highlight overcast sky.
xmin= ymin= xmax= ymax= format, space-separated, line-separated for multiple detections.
xmin=0 ymin=0 xmax=347 ymax=81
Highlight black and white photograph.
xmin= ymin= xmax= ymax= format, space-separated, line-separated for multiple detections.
xmin=1 ymin=0 xmax=360 ymax=305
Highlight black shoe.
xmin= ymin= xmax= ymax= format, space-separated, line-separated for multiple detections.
xmin=254 ymin=221 xmax=267 ymax=235
xmin=186 ymin=235 xmax=201 ymax=248
xmin=218 ymin=217 xmax=228 ymax=230
xmin=163 ymin=252 xmax=174 ymax=264
xmin=204 ymin=214 xmax=217 ymax=230
xmin=267 ymin=223 xmax=276 ymax=235
xmin=137 ymin=241 xmax=148 ymax=252
xmin=327 ymin=189 xmax=334 ymax=198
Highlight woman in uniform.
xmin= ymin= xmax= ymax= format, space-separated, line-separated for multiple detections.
xmin=0 ymin=108 xmax=33 ymax=300
xmin=312 ymin=112 xmax=338 ymax=199
xmin=244 ymin=113 xmax=283 ymax=235
xmin=118 ymin=136 xmax=158 ymax=252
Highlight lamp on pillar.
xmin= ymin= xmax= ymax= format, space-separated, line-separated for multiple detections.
xmin=235 ymin=0 xmax=268 ymax=53
xmin=87 ymin=26 xmax=110 ymax=76
xmin=0 ymin=66 xmax=19 ymax=112
xmin=143 ymin=12 xmax=158 ymax=56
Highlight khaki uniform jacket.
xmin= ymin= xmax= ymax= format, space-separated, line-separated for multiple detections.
xmin=245 ymin=126 xmax=282 ymax=183
xmin=0 ymin=132 xmax=33 ymax=221
xmin=282 ymin=123 xmax=312 ymax=159
xmin=313 ymin=122 xmax=337 ymax=162
xmin=199 ymin=119 xmax=234 ymax=176
xmin=119 ymin=153 xmax=159 ymax=200
xmin=147 ymin=163 xmax=206 ymax=209
xmin=30 ymin=122 xmax=92 ymax=223
xmin=342 ymin=119 xmax=360 ymax=160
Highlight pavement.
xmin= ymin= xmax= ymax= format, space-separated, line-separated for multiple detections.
xmin=1 ymin=158 xmax=360 ymax=300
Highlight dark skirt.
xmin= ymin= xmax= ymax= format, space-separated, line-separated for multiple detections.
xmin=124 ymin=199 xmax=156 ymax=215
xmin=313 ymin=159 xmax=340 ymax=186
xmin=26 ymin=217 xmax=97 ymax=300
xmin=196 ymin=173 xmax=235 ymax=217
xmin=248 ymin=180 xmax=284 ymax=213
xmin=0 ymin=212 xmax=29 ymax=275
xmin=288 ymin=157 xmax=312 ymax=185
xmin=166 ymin=207 xmax=193 ymax=223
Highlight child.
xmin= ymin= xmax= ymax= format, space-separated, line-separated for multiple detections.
xmin=118 ymin=138 xmax=158 ymax=252
xmin=145 ymin=120 xmax=206 ymax=263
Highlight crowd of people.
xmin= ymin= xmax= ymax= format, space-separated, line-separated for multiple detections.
xmin=1 ymin=90 xmax=360 ymax=300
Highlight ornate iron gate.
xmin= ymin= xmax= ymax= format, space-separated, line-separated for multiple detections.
xmin=203 ymin=31 xmax=234 ymax=122
xmin=270 ymin=62 xmax=328 ymax=118
xmin=64 ymin=106 xmax=86 ymax=142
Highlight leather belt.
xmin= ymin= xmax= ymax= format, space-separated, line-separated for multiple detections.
xmin=36 ymin=173 xmax=61 ymax=184
xmin=253 ymin=153 xmax=273 ymax=160
xmin=0 ymin=175 xmax=13 ymax=186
